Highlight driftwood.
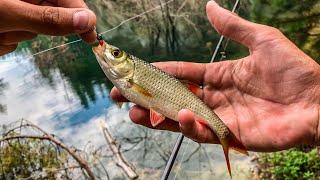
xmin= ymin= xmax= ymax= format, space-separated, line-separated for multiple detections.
xmin=100 ymin=121 xmax=138 ymax=179
xmin=0 ymin=120 xmax=96 ymax=180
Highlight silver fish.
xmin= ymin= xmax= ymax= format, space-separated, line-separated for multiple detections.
xmin=93 ymin=40 xmax=248 ymax=176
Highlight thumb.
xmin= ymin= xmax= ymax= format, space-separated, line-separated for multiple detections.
xmin=4 ymin=1 xmax=96 ymax=35
xmin=206 ymin=1 xmax=261 ymax=49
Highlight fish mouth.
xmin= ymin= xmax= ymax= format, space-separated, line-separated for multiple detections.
xmin=92 ymin=42 xmax=113 ymax=69
xmin=92 ymin=42 xmax=106 ymax=58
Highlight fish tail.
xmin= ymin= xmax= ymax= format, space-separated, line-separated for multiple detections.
xmin=221 ymin=140 xmax=232 ymax=177
xmin=220 ymin=133 xmax=248 ymax=177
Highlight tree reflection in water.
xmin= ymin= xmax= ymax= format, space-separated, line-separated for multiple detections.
xmin=0 ymin=0 xmax=318 ymax=178
xmin=0 ymin=78 xmax=7 ymax=114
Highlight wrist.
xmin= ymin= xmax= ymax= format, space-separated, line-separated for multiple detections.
xmin=312 ymin=68 xmax=320 ymax=145
xmin=309 ymin=64 xmax=320 ymax=146
xmin=302 ymin=66 xmax=320 ymax=146
xmin=315 ymin=104 xmax=320 ymax=145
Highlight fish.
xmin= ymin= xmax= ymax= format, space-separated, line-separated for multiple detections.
xmin=92 ymin=40 xmax=248 ymax=176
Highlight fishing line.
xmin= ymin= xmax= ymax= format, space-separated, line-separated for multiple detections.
xmin=31 ymin=39 xmax=82 ymax=56
xmin=0 ymin=0 xmax=175 ymax=62
xmin=99 ymin=0 xmax=174 ymax=35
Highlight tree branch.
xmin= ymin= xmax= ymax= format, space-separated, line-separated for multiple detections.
xmin=99 ymin=121 xmax=138 ymax=179
xmin=1 ymin=121 xmax=96 ymax=180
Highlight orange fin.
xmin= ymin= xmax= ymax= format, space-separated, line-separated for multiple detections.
xmin=129 ymin=80 xmax=152 ymax=97
xmin=180 ymin=80 xmax=201 ymax=95
xmin=150 ymin=109 xmax=165 ymax=127
xmin=220 ymin=134 xmax=248 ymax=177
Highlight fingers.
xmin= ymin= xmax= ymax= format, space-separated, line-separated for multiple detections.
xmin=129 ymin=105 xmax=181 ymax=132
xmin=178 ymin=109 xmax=219 ymax=144
xmin=56 ymin=0 xmax=87 ymax=8
xmin=22 ymin=0 xmax=96 ymax=43
xmin=0 ymin=31 xmax=37 ymax=45
xmin=110 ymin=61 xmax=207 ymax=102
xmin=0 ymin=31 xmax=33 ymax=55
xmin=79 ymin=29 xmax=97 ymax=44
xmin=110 ymin=61 xmax=206 ymax=102
xmin=55 ymin=0 xmax=96 ymax=43
xmin=0 ymin=44 xmax=18 ymax=56
xmin=26 ymin=0 xmax=56 ymax=5
xmin=153 ymin=61 xmax=206 ymax=84
xmin=128 ymin=107 xmax=220 ymax=144
xmin=110 ymin=87 xmax=128 ymax=102
xmin=206 ymin=1 xmax=260 ymax=49
xmin=110 ymin=60 xmax=238 ymax=105
xmin=153 ymin=61 xmax=237 ymax=88
xmin=1 ymin=1 xmax=96 ymax=37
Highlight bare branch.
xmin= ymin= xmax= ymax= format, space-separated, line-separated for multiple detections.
xmin=1 ymin=121 xmax=96 ymax=180
xmin=99 ymin=120 xmax=138 ymax=179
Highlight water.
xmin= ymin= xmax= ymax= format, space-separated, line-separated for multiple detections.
xmin=0 ymin=46 xmax=251 ymax=179
xmin=0 ymin=0 xmax=319 ymax=179
xmin=0 ymin=35 xmax=251 ymax=180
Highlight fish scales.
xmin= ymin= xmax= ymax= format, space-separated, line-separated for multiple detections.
xmin=131 ymin=56 xmax=230 ymax=138
xmin=92 ymin=41 xmax=248 ymax=176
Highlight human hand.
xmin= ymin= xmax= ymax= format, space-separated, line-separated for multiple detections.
xmin=110 ymin=1 xmax=320 ymax=152
xmin=0 ymin=0 xmax=97 ymax=56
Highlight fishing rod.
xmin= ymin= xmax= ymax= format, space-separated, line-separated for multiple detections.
xmin=160 ymin=134 xmax=184 ymax=180
xmin=160 ymin=0 xmax=241 ymax=179
xmin=211 ymin=0 xmax=241 ymax=63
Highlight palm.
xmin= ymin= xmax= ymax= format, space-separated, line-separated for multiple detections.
xmin=110 ymin=1 xmax=320 ymax=151
xmin=201 ymin=34 xmax=320 ymax=151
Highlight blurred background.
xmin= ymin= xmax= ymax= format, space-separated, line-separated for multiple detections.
xmin=0 ymin=0 xmax=319 ymax=179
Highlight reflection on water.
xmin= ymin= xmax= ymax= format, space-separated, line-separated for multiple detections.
xmin=1 ymin=0 xmax=319 ymax=178
xmin=0 ymin=50 xmax=108 ymax=130
xmin=0 ymin=78 xmax=7 ymax=113
xmin=0 ymin=49 xmax=251 ymax=178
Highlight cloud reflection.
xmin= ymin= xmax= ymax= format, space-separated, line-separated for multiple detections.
xmin=0 ymin=51 xmax=252 ymax=178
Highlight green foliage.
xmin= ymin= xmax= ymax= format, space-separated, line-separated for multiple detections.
xmin=257 ymin=148 xmax=320 ymax=179
xmin=17 ymin=0 xmax=320 ymax=108
xmin=0 ymin=137 xmax=67 ymax=179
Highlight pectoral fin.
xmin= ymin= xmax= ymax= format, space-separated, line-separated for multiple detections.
xmin=150 ymin=109 xmax=165 ymax=127
xmin=129 ymin=80 xmax=152 ymax=97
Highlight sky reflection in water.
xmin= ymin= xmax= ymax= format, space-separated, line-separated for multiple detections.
xmin=0 ymin=48 xmax=251 ymax=179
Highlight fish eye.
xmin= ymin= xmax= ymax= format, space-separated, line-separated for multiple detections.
xmin=111 ymin=49 xmax=122 ymax=58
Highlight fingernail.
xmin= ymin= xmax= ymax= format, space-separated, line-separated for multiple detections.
xmin=73 ymin=10 xmax=89 ymax=31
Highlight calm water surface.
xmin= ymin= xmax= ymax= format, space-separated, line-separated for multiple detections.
xmin=2 ymin=0 xmax=317 ymax=178
xmin=0 ymin=44 xmax=251 ymax=179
